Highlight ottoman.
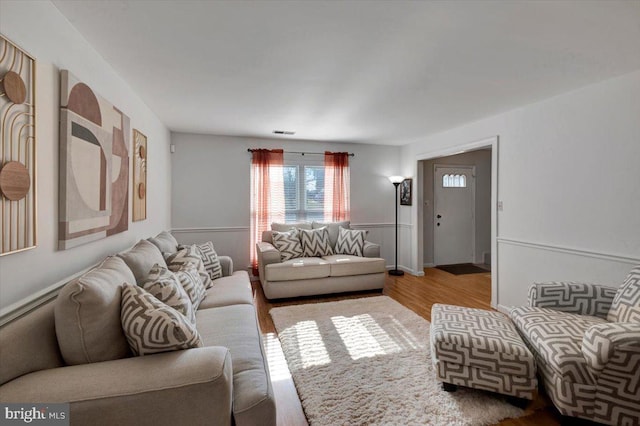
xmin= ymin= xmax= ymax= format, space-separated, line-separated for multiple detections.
xmin=430 ymin=304 xmax=538 ymax=401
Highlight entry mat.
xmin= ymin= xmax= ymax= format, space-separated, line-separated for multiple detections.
xmin=435 ymin=263 xmax=489 ymax=275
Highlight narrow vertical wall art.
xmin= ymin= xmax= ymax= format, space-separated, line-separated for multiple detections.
xmin=132 ymin=129 xmax=147 ymax=221
xmin=0 ymin=35 xmax=37 ymax=256
xmin=59 ymin=70 xmax=130 ymax=250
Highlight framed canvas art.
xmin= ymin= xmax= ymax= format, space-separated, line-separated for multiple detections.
xmin=59 ymin=70 xmax=130 ymax=250
xmin=400 ymin=178 xmax=412 ymax=206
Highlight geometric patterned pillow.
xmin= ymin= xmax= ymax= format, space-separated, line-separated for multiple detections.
xmin=607 ymin=265 xmax=640 ymax=323
xmin=298 ymin=227 xmax=334 ymax=257
xmin=174 ymin=262 xmax=207 ymax=311
xmin=272 ymin=229 xmax=303 ymax=261
xmin=141 ymin=263 xmax=196 ymax=324
xmin=195 ymin=241 xmax=223 ymax=280
xmin=165 ymin=245 xmax=213 ymax=290
xmin=120 ymin=283 xmax=202 ymax=356
xmin=334 ymin=227 xmax=367 ymax=257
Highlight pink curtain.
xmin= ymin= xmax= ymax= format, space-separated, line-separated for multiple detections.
xmin=250 ymin=149 xmax=284 ymax=276
xmin=323 ymin=152 xmax=350 ymax=222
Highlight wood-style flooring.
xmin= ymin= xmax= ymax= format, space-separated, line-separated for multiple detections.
xmin=253 ymin=268 xmax=564 ymax=426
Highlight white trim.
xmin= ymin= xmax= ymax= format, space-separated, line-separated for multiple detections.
xmin=386 ymin=265 xmax=424 ymax=276
xmin=414 ymin=135 xmax=499 ymax=307
xmin=172 ymin=226 xmax=250 ymax=233
xmin=498 ymin=238 xmax=640 ymax=265
xmin=496 ymin=304 xmax=512 ymax=315
xmin=423 ymin=262 xmax=435 ymax=268
xmin=0 ymin=266 xmax=93 ymax=327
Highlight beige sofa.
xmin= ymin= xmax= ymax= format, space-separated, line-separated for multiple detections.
xmin=257 ymin=221 xmax=386 ymax=299
xmin=0 ymin=232 xmax=275 ymax=426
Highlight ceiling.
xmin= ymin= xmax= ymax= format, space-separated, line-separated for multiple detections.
xmin=52 ymin=0 xmax=640 ymax=146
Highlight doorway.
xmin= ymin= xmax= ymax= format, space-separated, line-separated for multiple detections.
xmin=415 ymin=136 xmax=498 ymax=307
xmin=433 ymin=165 xmax=476 ymax=265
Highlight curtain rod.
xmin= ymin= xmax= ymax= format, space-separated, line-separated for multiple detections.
xmin=247 ymin=149 xmax=354 ymax=157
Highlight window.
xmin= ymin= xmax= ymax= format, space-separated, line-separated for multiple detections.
xmin=443 ymin=174 xmax=466 ymax=188
xmin=284 ymin=163 xmax=326 ymax=222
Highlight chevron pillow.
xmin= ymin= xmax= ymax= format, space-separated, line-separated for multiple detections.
xmin=121 ymin=283 xmax=202 ymax=356
xmin=272 ymin=229 xmax=304 ymax=261
xmin=195 ymin=241 xmax=223 ymax=280
xmin=141 ymin=263 xmax=196 ymax=324
xmin=165 ymin=245 xmax=213 ymax=289
xmin=299 ymin=227 xmax=334 ymax=257
xmin=335 ymin=227 xmax=367 ymax=257
xmin=174 ymin=262 xmax=207 ymax=311
xmin=607 ymin=265 xmax=640 ymax=323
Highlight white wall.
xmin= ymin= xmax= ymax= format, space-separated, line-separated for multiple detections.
xmin=402 ymin=70 xmax=640 ymax=308
xmin=422 ymin=150 xmax=492 ymax=266
xmin=170 ymin=133 xmax=408 ymax=272
xmin=0 ymin=1 xmax=172 ymax=310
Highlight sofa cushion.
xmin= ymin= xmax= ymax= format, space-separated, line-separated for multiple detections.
xmin=299 ymin=227 xmax=334 ymax=257
xmin=121 ymin=284 xmax=202 ymax=356
xmin=312 ymin=221 xmax=350 ymax=248
xmin=174 ymin=262 xmax=207 ymax=311
xmin=271 ymin=221 xmax=311 ymax=232
xmin=272 ymin=228 xmax=303 ymax=261
xmin=334 ymin=227 xmax=367 ymax=257
xmin=199 ymin=271 xmax=254 ymax=309
xmin=195 ymin=241 xmax=223 ymax=280
xmin=55 ymin=256 xmax=135 ymax=365
xmin=196 ymin=304 xmax=275 ymax=426
xmin=147 ymin=231 xmax=179 ymax=254
xmin=323 ymin=255 xmax=386 ymax=277
xmin=607 ymin=265 xmax=640 ymax=323
xmin=118 ymin=239 xmax=167 ymax=285
xmin=510 ymin=306 xmax=607 ymax=384
xmin=166 ymin=245 xmax=213 ymax=290
xmin=141 ymin=264 xmax=196 ymax=324
xmin=265 ymin=258 xmax=330 ymax=282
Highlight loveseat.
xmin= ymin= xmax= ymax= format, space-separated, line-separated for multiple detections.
xmin=0 ymin=231 xmax=275 ymax=426
xmin=256 ymin=221 xmax=386 ymax=299
xmin=510 ymin=265 xmax=640 ymax=425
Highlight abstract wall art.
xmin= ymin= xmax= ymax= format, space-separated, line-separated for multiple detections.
xmin=132 ymin=129 xmax=147 ymax=222
xmin=0 ymin=35 xmax=37 ymax=256
xmin=59 ymin=70 xmax=130 ymax=250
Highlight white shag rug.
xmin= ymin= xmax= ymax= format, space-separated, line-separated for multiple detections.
xmin=270 ymin=296 xmax=524 ymax=426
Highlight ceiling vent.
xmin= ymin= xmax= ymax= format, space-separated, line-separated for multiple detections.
xmin=273 ymin=130 xmax=296 ymax=135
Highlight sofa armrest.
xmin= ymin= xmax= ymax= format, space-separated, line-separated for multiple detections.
xmin=527 ymin=282 xmax=617 ymax=319
xmin=218 ymin=255 xmax=233 ymax=277
xmin=0 ymin=347 xmax=233 ymax=426
xmin=582 ymin=322 xmax=640 ymax=375
xmin=256 ymin=242 xmax=281 ymax=282
xmin=363 ymin=241 xmax=380 ymax=258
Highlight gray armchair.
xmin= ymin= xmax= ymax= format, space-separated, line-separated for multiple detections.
xmin=510 ymin=266 xmax=640 ymax=425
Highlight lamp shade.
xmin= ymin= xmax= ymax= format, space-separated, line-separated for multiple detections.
xmin=388 ymin=175 xmax=404 ymax=184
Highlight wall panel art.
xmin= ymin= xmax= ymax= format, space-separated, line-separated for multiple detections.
xmin=0 ymin=35 xmax=37 ymax=256
xmin=132 ymin=129 xmax=147 ymax=221
xmin=59 ymin=70 xmax=129 ymax=250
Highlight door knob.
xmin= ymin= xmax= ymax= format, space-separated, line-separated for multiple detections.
xmin=437 ymin=214 xmax=442 ymax=219
xmin=437 ymin=223 xmax=440 ymax=226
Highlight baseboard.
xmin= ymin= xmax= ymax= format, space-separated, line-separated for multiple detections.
xmin=386 ymin=265 xmax=424 ymax=276
xmin=496 ymin=304 xmax=512 ymax=315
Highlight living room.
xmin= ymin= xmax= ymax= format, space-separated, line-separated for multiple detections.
xmin=1 ymin=1 xmax=639 ymax=425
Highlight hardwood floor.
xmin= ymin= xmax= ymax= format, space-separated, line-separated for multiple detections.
xmin=253 ymin=268 xmax=564 ymax=426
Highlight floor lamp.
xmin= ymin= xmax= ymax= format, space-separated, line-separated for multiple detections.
xmin=388 ymin=176 xmax=404 ymax=276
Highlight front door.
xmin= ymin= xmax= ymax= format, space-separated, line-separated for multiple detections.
xmin=434 ymin=165 xmax=475 ymax=265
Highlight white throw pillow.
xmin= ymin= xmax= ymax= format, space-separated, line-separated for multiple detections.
xmin=141 ymin=263 xmax=196 ymax=324
xmin=121 ymin=283 xmax=202 ymax=356
xmin=272 ymin=228 xmax=304 ymax=261
xmin=165 ymin=245 xmax=213 ymax=289
xmin=335 ymin=227 xmax=367 ymax=257
xmin=195 ymin=241 xmax=223 ymax=280
xmin=173 ymin=262 xmax=207 ymax=311
xmin=298 ymin=227 xmax=334 ymax=257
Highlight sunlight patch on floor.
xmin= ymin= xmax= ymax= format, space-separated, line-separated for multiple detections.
xmin=294 ymin=320 xmax=331 ymax=368
xmin=263 ymin=332 xmax=292 ymax=382
xmin=331 ymin=314 xmax=402 ymax=360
